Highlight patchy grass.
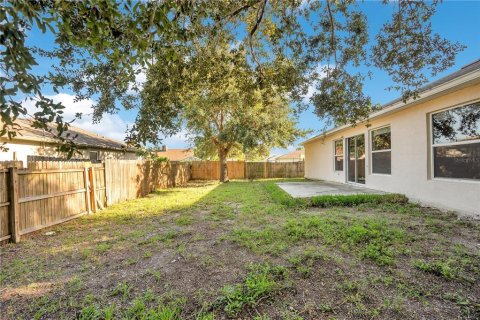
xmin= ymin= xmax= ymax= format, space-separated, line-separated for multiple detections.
xmin=214 ymin=263 xmax=289 ymax=316
xmin=231 ymin=213 xmax=407 ymax=265
xmin=1 ymin=179 xmax=479 ymax=319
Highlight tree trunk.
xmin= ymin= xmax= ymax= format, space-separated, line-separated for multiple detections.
xmin=219 ymin=150 xmax=229 ymax=182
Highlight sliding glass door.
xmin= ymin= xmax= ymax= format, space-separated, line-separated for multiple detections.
xmin=347 ymin=134 xmax=365 ymax=184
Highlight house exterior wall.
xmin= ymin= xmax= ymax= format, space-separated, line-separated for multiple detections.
xmin=0 ymin=140 xmax=137 ymax=163
xmin=304 ymin=82 xmax=480 ymax=218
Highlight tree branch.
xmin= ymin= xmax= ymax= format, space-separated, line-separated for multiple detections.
xmin=249 ymin=0 xmax=267 ymax=74
xmin=227 ymin=0 xmax=263 ymax=20
xmin=325 ymin=0 xmax=337 ymax=65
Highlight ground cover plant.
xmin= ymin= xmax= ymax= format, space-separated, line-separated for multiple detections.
xmin=1 ymin=179 xmax=479 ymax=319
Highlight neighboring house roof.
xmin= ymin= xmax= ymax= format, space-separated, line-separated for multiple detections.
xmin=302 ymin=59 xmax=480 ymax=145
xmin=265 ymin=155 xmax=279 ymax=161
xmin=275 ymin=149 xmax=305 ymax=161
xmin=4 ymin=118 xmax=134 ymax=152
xmin=156 ymin=148 xmax=197 ymax=161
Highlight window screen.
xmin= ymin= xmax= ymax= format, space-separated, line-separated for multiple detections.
xmin=371 ymin=127 xmax=391 ymax=174
xmin=432 ymin=103 xmax=480 ymax=180
xmin=334 ymin=139 xmax=343 ymax=171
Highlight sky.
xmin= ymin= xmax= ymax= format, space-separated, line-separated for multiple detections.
xmin=23 ymin=0 xmax=480 ymax=157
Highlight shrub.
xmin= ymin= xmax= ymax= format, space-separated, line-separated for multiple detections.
xmin=310 ymin=193 xmax=408 ymax=208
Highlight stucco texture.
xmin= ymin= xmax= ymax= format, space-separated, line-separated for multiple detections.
xmin=304 ymin=83 xmax=480 ymax=218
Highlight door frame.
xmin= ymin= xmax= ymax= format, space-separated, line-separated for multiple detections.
xmin=345 ymin=133 xmax=366 ymax=185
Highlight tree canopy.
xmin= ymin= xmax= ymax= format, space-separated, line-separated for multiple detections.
xmin=137 ymin=34 xmax=304 ymax=180
xmin=1 ymin=0 xmax=465 ymax=159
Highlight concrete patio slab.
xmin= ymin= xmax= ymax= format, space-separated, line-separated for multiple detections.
xmin=277 ymin=180 xmax=385 ymax=198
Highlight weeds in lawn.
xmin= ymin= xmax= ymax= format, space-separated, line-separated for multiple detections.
xmin=147 ymin=269 xmax=162 ymax=282
xmin=195 ymin=312 xmax=215 ymax=320
xmin=414 ymin=259 xmax=459 ymax=279
xmin=175 ymin=215 xmax=194 ymax=226
xmin=96 ymin=242 xmax=112 ymax=253
xmin=288 ymin=246 xmax=328 ymax=278
xmin=112 ymin=281 xmax=132 ymax=302
xmin=214 ymin=264 xmax=289 ymax=316
xmin=232 ymin=212 xmax=407 ymax=265
xmin=230 ymin=227 xmax=288 ymax=255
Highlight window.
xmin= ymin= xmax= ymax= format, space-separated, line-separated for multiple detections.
xmin=431 ymin=102 xmax=480 ymax=180
xmin=334 ymin=139 xmax=343 ymax=171
xmin=89 ymin=151 xmax=99 ymax=162
xmin=371 ymin=126 xmax=391 ymax=174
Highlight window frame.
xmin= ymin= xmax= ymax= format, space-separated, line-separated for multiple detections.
xmin=369 ymin=125 xmax=392 ymax=176
xmin=430 ymin=100 xmax=480 ymax=183
xmin=333 ymin=139 xmax=344 ymax=172
xmin=89 ymin=151 xmax=99 ymax=162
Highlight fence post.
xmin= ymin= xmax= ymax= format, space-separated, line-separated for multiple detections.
xmin=104 ymin=161 xmax=109 ymax=206
xmin=83 ymin=167 xmax=91 ymax=214
xmin=8 ymin=167 xmax=20 ymax=243
xmin=89 ymin=167 xmax=97 ymax=213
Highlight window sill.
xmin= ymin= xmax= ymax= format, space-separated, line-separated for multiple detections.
xmin=431 ymin=177 xmax=480 ymax=184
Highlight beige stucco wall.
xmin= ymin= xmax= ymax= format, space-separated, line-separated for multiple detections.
xmin=0 ymin=140 xmax=138 ymax=163
xmin=304 ymin=83 xmax=480 ymax=218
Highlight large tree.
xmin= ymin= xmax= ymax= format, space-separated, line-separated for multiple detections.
xmin=1 ymin=0 xmax=465 ymax=158
xmin=136 ymin=37 xmax=304 ymax=181
xmin=1 ymin=0 xmax=181 ymax=155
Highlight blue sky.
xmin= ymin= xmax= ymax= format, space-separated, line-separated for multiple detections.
xmin=25 ymin=1 xmax=480 ymax=156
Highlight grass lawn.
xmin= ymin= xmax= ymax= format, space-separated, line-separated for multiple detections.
xmin=1 ymin=179 xmax=479 ymax=319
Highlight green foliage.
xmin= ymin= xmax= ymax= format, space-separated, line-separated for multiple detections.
xmin=216 ymin=264 xmax=288 ymax=316
xmin=138 ymin=38 xmax=305 ymax=180
xmin=2 ymin=1 xmax=463 ymax=159
xmin=288 ymin=247 xmax=328 ymax=278
xmin=175 ymin=215 xmax=194 ymax=226
xmin=1 ymin=1 xmax=179 ymax=155
xmin=112 ymin=281 xmax=131 ymax=302
xmin=372 ymin=0 xmax=465 ymax=100
xmin=414 ymin=259 xmax=459 ymax=280
xmin=310 ymin=193 xmax=408 ymax=207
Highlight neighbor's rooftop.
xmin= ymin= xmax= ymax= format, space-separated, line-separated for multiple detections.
xmin=3 ymin=118 xmax=134 ymax=152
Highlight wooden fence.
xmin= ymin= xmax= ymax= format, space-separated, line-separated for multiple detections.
xmin=0 ymin=160 xmax=190 ymax=243
xmin=190 ymin=161 xmax=304 ymax=180
xmin=105 ymin=160 xmax=190 ymax=206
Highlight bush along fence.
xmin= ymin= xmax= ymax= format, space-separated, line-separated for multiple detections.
xmin=191 ymin=160 xmax=304 ymax=180
xmin=0 ymin=159 xmax=190 ymax=243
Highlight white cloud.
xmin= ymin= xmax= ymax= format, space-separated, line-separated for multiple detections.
xmin=23 ymin=93 xmax=132 ymax=142
xmin=158 ymin=129 xmax=191 ymax=149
